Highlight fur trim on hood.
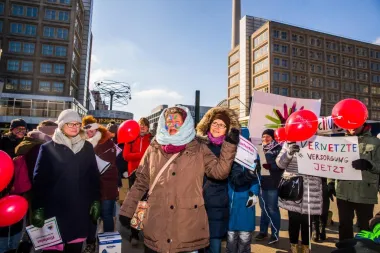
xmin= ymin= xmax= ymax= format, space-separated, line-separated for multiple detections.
xmin=196 ymin=107 xmax=240 ymax=138
xmin=86 ymin=127 xmax=114 ymax=147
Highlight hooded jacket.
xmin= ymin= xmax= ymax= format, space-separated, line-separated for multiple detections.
xmin=123 ymin=133 xmax=152 ymax=175
xmin=0 ymin=132 xmax=23 ymax=158
xmin=196 ymin=107 xmax=240 ymax=239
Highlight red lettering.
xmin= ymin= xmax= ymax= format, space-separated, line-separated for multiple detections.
xmin=320 ymin=164 xmax=327 ymax=171
xmin=313 ymin=163 xmax=320 ymax=171
xmin=346 ymin=144 xmax=351 ymax=152
xmin=328 ymin=144 xmax=333 ymax=152
xmin=308 ymin=142 xmax=313 ymax=150
xmin=333 ymin=166 xmax=344 ymax=174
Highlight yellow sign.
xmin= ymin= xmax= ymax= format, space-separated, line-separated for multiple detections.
xmin=96 ymin=118 xmax=128 ymax=125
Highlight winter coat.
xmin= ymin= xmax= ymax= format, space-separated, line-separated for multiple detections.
xmin=259 ymin=142 xmax=283 ymax=190
xmin=276 ymin=142 xmax=323 ymax=215
xmin=335 ymin=127 xmax=380 ymax=204
xmin=0 ymin=132 xmax=23 ymax=158
xmin=33 ymin=140 xmax=100 ymax=243
xmin=196 ymin=106 xmax=241 ymax=239
xmin=93 ymin=131 xmax=119 ymax=201
xmin=119 ymin=139 xmax=237 ymax=253
xmin=228 ymin=163 xmax=259 ymax=232
xmin=123 ymin=133 xmax=152 ymax=175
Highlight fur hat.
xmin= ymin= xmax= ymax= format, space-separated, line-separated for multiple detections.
xmin=196 ymin=107 xmax=240 ymax=137
xmin=56 ymin=110 xmax=81 ymax=130
xmin=211 ymin=113 xmax=231 ymax=132
xmin=10 ymin=118 xmax=27 ymax=130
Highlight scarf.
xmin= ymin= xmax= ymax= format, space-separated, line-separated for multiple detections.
xmin=207 ymin=131 xmax=225 ymax=146
xmin=156 ymin=105 xmax=195 ymax=146
xmin=161 ymin=144 xmax=186 ymax=154
xmin=52 ymin=128 xmax=85 ymax=154
xmin=87 ymin=131 xmax=102 ymax=148
xmin=263 ymin=140 xmax=277 ymax=152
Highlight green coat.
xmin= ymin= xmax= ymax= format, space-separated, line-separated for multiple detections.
xmin=335 ymin=129 xmax=380 ymax=204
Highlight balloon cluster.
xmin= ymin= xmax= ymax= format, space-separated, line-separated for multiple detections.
xmin=275 ymin=98 xmax=368 ymax=142
xmin=0 ymin=151 xmax=28 ymax=227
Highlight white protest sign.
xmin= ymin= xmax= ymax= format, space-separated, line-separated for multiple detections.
xmin=296 ymin=135 xmax=362 ymax=180
xmin=235 ymin=135 xmax=258 ymax=170
xmin=248 ymin=91 xmax=321 ymax=145
xmin=26 ymin=217 xmax=62 ymax=251
xmin=317 ymin=116 xmax=344 ymax=135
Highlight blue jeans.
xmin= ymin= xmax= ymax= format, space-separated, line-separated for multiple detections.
xmin=207 ymin=238 xmax=221 ymax=253
xmin=0 ymin=232 xmax=22 ymax=253
xmin=259 ymin=189 xmax=281 ymax=238
xmin=102 ymin=200 xmax=116 ymax=232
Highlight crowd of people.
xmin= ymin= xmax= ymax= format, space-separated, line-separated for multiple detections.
xmin=0 ymin=105 xmax=379 ymax=253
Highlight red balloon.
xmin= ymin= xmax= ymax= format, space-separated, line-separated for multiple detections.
xmin=0 ymin=195 xmax=28 ymax=227
xmin=0 ymin=150 xmax=14 ymax=192
xmin=275 ymin=127 xmax=287 ymax=142
xmin=285 ymin=110 xmax=318 ymax=142
xmin=332 ymin=99 xmax=368 ymax=129
xmin=117 ymin=120 xmax=140 ymax=144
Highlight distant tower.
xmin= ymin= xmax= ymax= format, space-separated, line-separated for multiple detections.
xmin=231 ymin=0 xmax=241 ymax=49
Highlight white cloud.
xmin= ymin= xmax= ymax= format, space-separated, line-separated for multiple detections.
xmin=89 ymin=68 xmax=124 ymax=89
xmin=374 ymin=37 xmax=380 ymax=45
xmin=135 ymin=89 xmax=183 ymax=99
xmin=91 ymin=54 xmax=100 ymax=64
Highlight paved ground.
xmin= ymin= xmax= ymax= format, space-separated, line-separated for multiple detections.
xmin=119 ymin=199 xmax=380 ymax=253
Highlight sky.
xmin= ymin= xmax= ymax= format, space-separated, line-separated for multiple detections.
xmin=90 ymin=0 xmax=380 ymax=119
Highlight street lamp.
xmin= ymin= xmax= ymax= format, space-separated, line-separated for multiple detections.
xmin=93 ymin=80 xmax=132 ymax=110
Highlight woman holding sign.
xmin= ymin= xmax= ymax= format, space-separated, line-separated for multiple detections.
xmin=82 ymin=115 xmax=118 ymax=253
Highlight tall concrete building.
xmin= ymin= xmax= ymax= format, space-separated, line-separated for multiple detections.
xmin=0 ymin=0 xmax=93 ymax=130
xmin=228 ymin=1 xmax=380 ymax=125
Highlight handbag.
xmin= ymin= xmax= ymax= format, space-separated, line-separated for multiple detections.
xmin=130 ymin=152 xmax=180 ymax=230
xmin=278 ymin=175 xmax=303 ymax=203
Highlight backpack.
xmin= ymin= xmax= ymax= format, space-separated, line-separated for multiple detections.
xmin=11 ymin=155 xmax=32 ymax=194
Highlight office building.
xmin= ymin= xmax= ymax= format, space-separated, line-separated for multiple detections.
xmin=0 ymin=0 xmax=93 ymax=130
xmin=228 ymin=0 xmax=380 ymax=125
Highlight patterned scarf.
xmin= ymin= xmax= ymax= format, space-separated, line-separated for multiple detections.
xmin=207 ymin=131 xmax=225 ymax=146
xmin=52 ymin=128 xmax=85 ymax=154
xmin=263 ymin=140 xmax=277 ymax=152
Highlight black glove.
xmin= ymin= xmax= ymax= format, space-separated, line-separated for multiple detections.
xmin=328 ymin=182 xmax=336 ymax=201
xmin=32 ymin=208 xmax=45 ymax=228
xmin=287 ymin=143 xmax=300 ymax=156
xmin=118 ymin=215 xmax=132 ymax=240
xmin=119 ymin=215 xmax=131 ymax=229
xmin=352 ymin=159 xmax=372 ymax=171
xmin=225 ymin=128 xmax=240 ymax=145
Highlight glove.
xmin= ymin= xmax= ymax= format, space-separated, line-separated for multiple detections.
xmin=328 ymin=182 xmax=336 ymax=201
xmin=352 ymin=159 xmax=372 ymax=171
xmin=118 ymin=215 xmax=132 ymax=240
xmin=89 ymin=201 xmax=101 ymax=224
xmin=246 ymin=191 xmax=258 ymax=208
xmin=32 ymin=208 xmax=45 ymax=228
xmin=225 ymin=128 xmax=240 ymax=145
xmin=262 ymin=163 xmax=271 ymax=170
xmin=287 ymin=143 xmax=300 ymax=156
xmin=119 ymin=215 xmax=131 ymax=229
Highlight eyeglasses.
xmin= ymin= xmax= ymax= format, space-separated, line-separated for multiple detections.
xmin=66 ymin=123 xmax=81 ymax=128
xmin=211 ymin=122 xmax=227 ymax=129
xmin=14 ymin=128 xmax=27 ymax=133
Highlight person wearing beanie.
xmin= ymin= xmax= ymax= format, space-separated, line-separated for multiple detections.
xmin=118 ymin=106 xmax=239 ymax=253
xmin=0 ymin=118 xmax=27 ymax=158
xmin=32 ymin=109 xmax=100 ymax=253
xmin=106 ymin=121 xmax=118 ymax=144
xmin=122 ymin=117 xmax=152 ymax=246
xmin=255 ymin=129 xmax=283 ymax=245
xmin=82 ymin=115 xmax=118 ymax=253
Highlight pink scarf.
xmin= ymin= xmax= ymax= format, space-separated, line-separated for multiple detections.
xmin=161 ymin=144 xmax=186 ymax=154
xmin=207 ymin=131 xmax=225 ymax=146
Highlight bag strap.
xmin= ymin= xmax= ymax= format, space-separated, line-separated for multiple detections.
xmin=148 ymin=153 xmax=179 ymax=196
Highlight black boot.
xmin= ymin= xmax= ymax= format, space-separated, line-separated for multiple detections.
xmin=312 ymin=219 xmax=320 ymax=242
xmin=320 ymin=220 xmax=327 ymax=240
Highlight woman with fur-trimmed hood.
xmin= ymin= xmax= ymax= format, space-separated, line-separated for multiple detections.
xmin=196 ymin=107 xmax=241 ymax=253
xmin=82 ymin=115 xmax=118 ymax=253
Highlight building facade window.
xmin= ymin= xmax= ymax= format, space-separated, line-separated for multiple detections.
xmin=292 ymin=60 xmax=306 ymax=72
xmin=55 ymin=46 xmax=67 ymax=56
xmin=39 ymin=81 xmax=51 ymax=92
xmin=10 ymin=23 xmax=23 ymax=34
xmin=370 ymin=50 xmax=380 ymax=59
xmin=40 ymin=63 xmax=52 ymax=73
xmin=42 ymin=45 xmax=54 ymax=55
xmin=326 ymin=79 xmax=340 ymax=90
xmin=229 ymin=51 xmax=239 ymax=64
xmin=309 ymin=50 xmax=324 ymax=61
xmin=356 ymin=47 xmax=368 ymax=57
xmin=57 ymin=28 xmax=68 ymax=39
xmin=254 ymin=44 xmax=268 ymax=60
xmin=327 ymin=54 xmax=339 ymax=64
xmin=309 ymin=64 xmax=323 ymax=74
xmin=342 ymin=69 xmax=354 ymax=79
xmin=256 ymin=86 xmax=269 ymax=93
xmin=372 ymin=75 xmax=380 ymax=83
xmin=281 ymin=31 xmax=288 ymax=40
xmin=52 ymin=82 xmax=64 ymax=92
xmin=311 ymin=90 xmax=323 ymax=99
xmin=292 ymin=74 xmax=307 ymax=85
xmin=274 ymin=57 xmax=289 ymax=69
xmin=310 ymin=77 xmax=324 ymax=88
xmin=12 ymin=5 xmax=38 ymax=18
xmin=254 ymin=72 xmax=269 ymax=86
xmin=26 ymin=6 xmax=38 ymax=17
xmin=6 ymin=79 xmax=18 ymax=90
xmin=25 ymin=24 xmax=36 ymax=36
xmin=343 ymin=82 xmax=355 ymax=92
xmin=358 ymin=84 xmax=369 ymax=94
xmin=372 ymin=86 xmax=380 ymax=95
xmin=292 ymin=46 xmax=306 ymax=58
xmin=54 ymin=64 xmax=65 ymax=74
xmin=326 ymin=41 xmax=338 ymax=51
xmin=43 ymin=27 xmax=55 ymax=37
xmin=342 ymin=56 xmax=354 ymax=67
xmin=273 ymin=44 xmax=288 ymax=54
xmin=292 ymin=88 xmax=308 ymax=98
xmin=45 ymin=9 xmax=69 ymax=21
xmin=358 ymin=97 xmax=369 ymax=106
xmin=341 ymin=43 xmax=354 ymax=54
xmin=229 ymin=85 xmax=239 ymax=97
xmin=357 ymin=72 xmax=368 ymax=82
xmin=20 ymin=80 xmax=32 ymax=91
xmin=253 ymin=31 xmax=268 ymax=47
xmin=254 ymin=58 xmax=269 ymax=73
xmin=7 ymin=60 xmax=19 ymax=71
xmin=309 ymin=36 xmax=322 ymax=47
xmin=229 ymin=74 xmax=239 ymax=85
xmin=229 ymin=62 xmax=239 ymax=75
xmin=12 ymin=5 xmax=24 ymax=16
xmin=23 ymin=43 xmax=35 ymax=54
xmin=45 ymin=9 xmax=56 ymax=19
xmin=291 ymin=33 xmax=305 ymax=44
xmin=273 ymin=72 xmax=289 ymax=83
xmin=357 ymin=59 xmax=368 ymax=69
xmin=326 ymin=66 xmax=340 ymax=77
xmin=371 ymin=62 xmax=380 ymax=71
xmin=0 ymin=2 xmax=4 ymax=15
xmin=0 ymin=21 xmax=3 ymax=33
xmin=21 ymin=61 xmax=33 ymax=72
xmin=373 ymin=99 xmax=380 ymax=108
xmin=327 ymin=93 xmax=340 ymax=103
xmin=9 ymin=41 xmax=22 ymax=53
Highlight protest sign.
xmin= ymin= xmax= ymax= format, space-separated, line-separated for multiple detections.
xmin=296 ymin=135 xmax=362 ymax=180
xmin=317 ymin=116 xmax=344 ymax=135
xmin=26 ymin=217 xmax=62 ymax=251
xmin=248 ymin=91 xmax=321 ymax=145
xmin=235 ymin=135 xmax=258 ymax=170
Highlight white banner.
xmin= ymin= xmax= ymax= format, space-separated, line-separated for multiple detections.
xmin=248 ymin=91 xmax=321 ymax=145
xmin=26 ymin=217 xmax=62 ymax=251
xmin=296 ymin=135 xmax=362 ymax=180
xmin=234 ymin=135 xmax=258 ymax=171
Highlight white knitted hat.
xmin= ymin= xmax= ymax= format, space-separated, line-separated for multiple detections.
xmin=56 ymin=109 xmax=81 ymax=129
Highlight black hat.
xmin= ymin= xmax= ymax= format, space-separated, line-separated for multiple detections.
xmin=10 ymin=118 xmax=27 ymax=130
xmin=262 ymin=129 xmax=275 ymax=140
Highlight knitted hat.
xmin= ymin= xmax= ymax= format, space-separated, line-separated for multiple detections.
xmin=211 ymin=113 xmax=230 ymax=132
xmin=10 ymin=118 xmax=27 ymax=130
xmin=262 ymin=129 xmax=275 ymax=140
xmin=56 ymin=109 xmax=81 ymax=129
